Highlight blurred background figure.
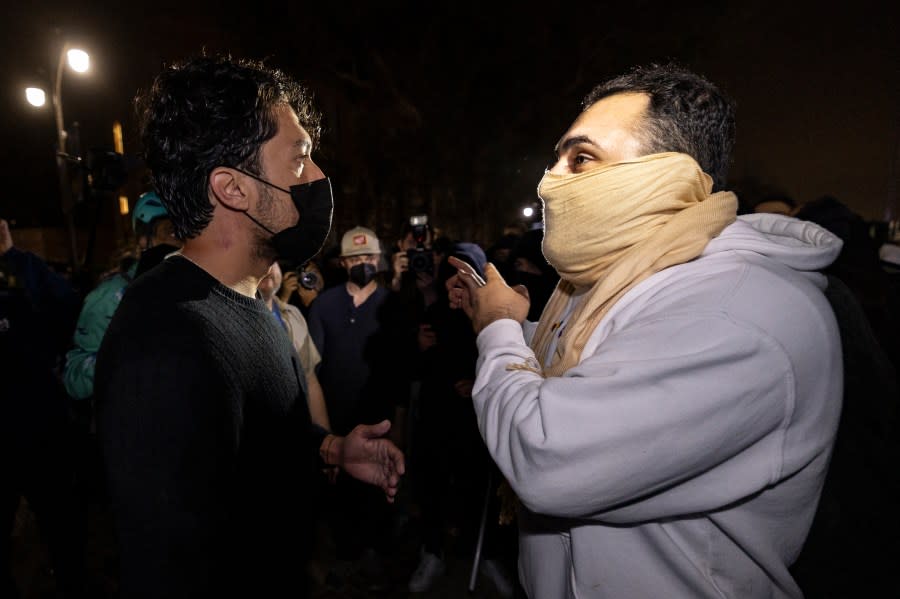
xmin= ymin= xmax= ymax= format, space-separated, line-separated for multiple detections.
xmin=308 ymin=226 xmax=405 ymax=592
xmin=507 ymin=228 xmax=559 ymax=322
xmin=787 ymin=194 xmax=899 ymax=596
xmin=752 ymin=192 xmax=797 ymax=216
xmin=406 ymin=240 xmax=517 ymax=597
xmin=62 ymin=191 xmax=180 ymax=547
xmin=794 ymin=194 xmax=896 ymax=366
xmin=484 ymin=225 xmax=522 ymax=283
xmin=277 ymin=258 xmax=325 ymax=319
xmin=2 ymin=218 xmax=85 ymax=599
xmin=389 ymin=214 xmax=447 ymax=306
xmin=64 ymin=191 xmax=179 ymax=404
xmin=258 ymin=260 xmax=330 ymax=430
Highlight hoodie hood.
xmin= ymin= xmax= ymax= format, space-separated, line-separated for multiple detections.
xmin=702 ymin=213 xmax=843 ymax=272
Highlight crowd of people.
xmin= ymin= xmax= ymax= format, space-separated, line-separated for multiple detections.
xmin=3 ymin=54 xmax=899 ymax=599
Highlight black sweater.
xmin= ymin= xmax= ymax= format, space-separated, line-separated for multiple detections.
xmin=95 ymin=255 xmax=327 ymax=598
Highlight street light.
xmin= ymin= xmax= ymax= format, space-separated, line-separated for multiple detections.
xmin=66 ymin=49 xmax=90 ymax=73
xmin=25 ymin=87 xmax=46 ymax=107
xmin=24 ymin=43 xmax=91 ymax=272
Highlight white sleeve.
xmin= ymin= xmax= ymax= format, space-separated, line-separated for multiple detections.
xmin=472 ymin=314 xmax=794 ymax=523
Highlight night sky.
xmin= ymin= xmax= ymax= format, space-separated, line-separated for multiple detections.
xmin=2 ymin=0 xmax=898 ymax=251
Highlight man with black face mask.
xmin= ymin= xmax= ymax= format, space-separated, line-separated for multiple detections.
xmin=307 ymin=225 xmax=405 ymax=590
xmin=93 ymin=56 xmax=404 ymax=599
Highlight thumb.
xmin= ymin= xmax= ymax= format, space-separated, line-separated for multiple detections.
xmin=359 ymin=419 xmax=391 ymax=439
xmin=483 ymin=262 xmax=505 ymax=284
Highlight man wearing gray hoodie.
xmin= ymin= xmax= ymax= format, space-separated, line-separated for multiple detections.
xmin=448 ymin=63 xmax=842 ymax=598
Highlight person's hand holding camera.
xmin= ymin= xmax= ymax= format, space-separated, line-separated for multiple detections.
xmin=278 ymin=271 xmax=300 ymax=303
xmin=391 ymin=250 xmax=409 ymax=291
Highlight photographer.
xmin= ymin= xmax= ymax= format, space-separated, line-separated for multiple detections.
xmin=389 ymin=216 xmax=453 ymax=363
xmin=389 ymin=215 xmax=444 ymax=300
xmin=277 ymin=258 xmax=324 ymax=319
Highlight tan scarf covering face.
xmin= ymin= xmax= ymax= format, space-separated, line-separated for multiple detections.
xmin=530 ymin=152 xmax=738 ymax=377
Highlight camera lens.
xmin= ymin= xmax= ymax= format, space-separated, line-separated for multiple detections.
xmin=300 ymin=271 xmax=319 ymax=290
xmin=407 ymin=249 xmax=433 ymax=274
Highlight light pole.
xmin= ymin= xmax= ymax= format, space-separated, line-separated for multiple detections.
xmin=25 ymin=44 xmax=90 ymax=273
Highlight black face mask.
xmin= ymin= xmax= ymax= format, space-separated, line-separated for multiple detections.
xmin=348 ymin=263 xmax=377 ymax=288
xmin=234 ymin=168 xmax=334 ymax=265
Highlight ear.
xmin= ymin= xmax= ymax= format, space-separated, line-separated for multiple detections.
xmin=209 ymin=167 xmax=252 ymax=212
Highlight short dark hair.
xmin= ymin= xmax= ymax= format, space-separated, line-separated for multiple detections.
xmin=584 ymin=63 xmax=735 ymax=190
xmin=136 ymin=54 xmax=321 ymax=239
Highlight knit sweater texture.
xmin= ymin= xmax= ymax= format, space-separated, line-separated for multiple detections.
xmin=95 ymin=255 xmax=326 ymax=598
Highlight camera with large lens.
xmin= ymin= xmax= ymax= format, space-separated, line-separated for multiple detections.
xmin=299 ymin=269 xmax=319 ymax=290
xmin=406 ymin=214 xmax=434 ymax=275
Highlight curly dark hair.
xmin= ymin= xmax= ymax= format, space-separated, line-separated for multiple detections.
xmin=136 ymin=53 xmax=322 ymax=239
xmin=584 ymin=63 xmax=735 ymax=191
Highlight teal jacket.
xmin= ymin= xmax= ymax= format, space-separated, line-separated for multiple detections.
xmin=64 ymin=263 xmax=136 ymax=399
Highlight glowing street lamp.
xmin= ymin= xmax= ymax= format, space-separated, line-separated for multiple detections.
xmin=522 ymin=206 xmax=535 ymax=218
xmin=24 ymin=44 xmax=91 ymax=270
xmin=67 ymin=48 xmax=90 ymax=73
xmin=25 ymin=87 xmax=46 ymax=107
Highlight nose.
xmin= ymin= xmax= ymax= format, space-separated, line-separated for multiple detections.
xmin=301 ymin=157 xmax=326 ymax=183
xmin=547 ymin=157 xmax=567 ymax=175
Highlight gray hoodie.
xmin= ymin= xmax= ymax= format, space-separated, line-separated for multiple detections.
xmin=472 ymin=214 xmax=843 ymax=598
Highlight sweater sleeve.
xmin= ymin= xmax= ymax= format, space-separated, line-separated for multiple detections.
xmin=472 ymin=313 xmax=796 ymax=523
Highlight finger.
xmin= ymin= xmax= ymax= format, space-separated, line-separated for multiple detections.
xmin=447 ymin=255 xmax=464 ymax=267
xmin=451 ymin=265 xmax=480 ymax=294
xmin=388 ymin=446 xmax=406 ymax=476
xmin=445 ymin=273 xmax=463 ymax=292
xmin=360 ymin=419 xmax=391 ymax=439
xmin=447 ymin=256 xmax=486 ymax=287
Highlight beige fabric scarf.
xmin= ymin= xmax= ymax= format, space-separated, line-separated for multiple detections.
xmin=529 ymin=152 xmax=737 ymax=377
xmin=495 ymin=152 xmax=737 ymax=526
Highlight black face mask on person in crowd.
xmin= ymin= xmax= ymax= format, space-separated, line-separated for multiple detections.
xmin=348 ymin=263 xmax=377 ymax=288
xmin=234 ymin=168 xmax=334 ymax=266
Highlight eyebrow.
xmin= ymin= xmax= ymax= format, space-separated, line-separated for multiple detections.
xmin=293 ymin=139 xmax=312 ymax=154
xmin=554 ymin=134 xmax=601 ymax=155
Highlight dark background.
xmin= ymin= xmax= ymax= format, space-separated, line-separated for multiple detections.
xmin=2 ymin=0 xmax=898 ymax=266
